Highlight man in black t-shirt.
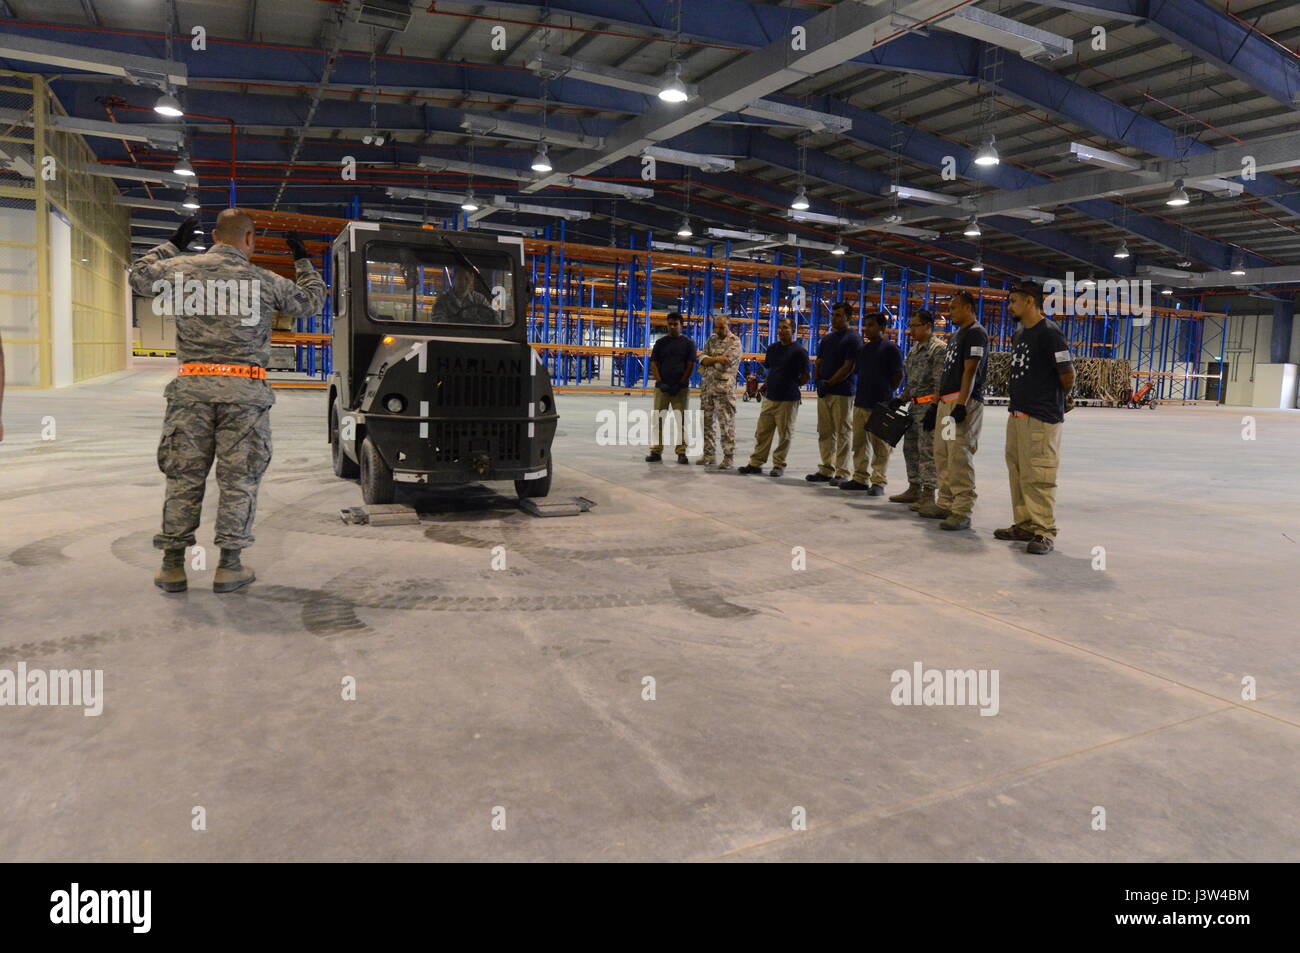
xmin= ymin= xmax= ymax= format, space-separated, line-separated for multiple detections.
xmin=918 ymin=290 xmax=988 ymax=531
xmin=996 ymin=280 xmax=1076 ymax=554
xmin=806 ymin=301 xmax=862 ymax=485
xmin=646 ymin=311 xmax=697 ymax=463
xmin=840 ymin=311 xmax=902 ymax=493
xmin=739 ymin=317 xmax=810 ymax=478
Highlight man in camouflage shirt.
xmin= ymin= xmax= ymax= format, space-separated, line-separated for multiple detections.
xmin=130 ymin=209 xmax=326 ymax=593
xmin=696 ymin=314 xmax=742 ymax=468
xmin=888 ymin=309 xmax=947 ymax=510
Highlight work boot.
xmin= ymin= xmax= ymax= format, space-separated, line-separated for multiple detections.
xmin=154 ymin=547 xmax=187 ymax=593
xmin=838 ymin=480 xmax=870 ymax=491
xmin=889 ymin=483 xmax=920 ymax=504
xmin=677 ymin=453 xmax=690 ymax=465
xmin=805 ymin=472 xmax=832 ymax=483
xmin=994 ymin=525 xmax=1034 ymax=541
xmin=696 ymin=456 xmax=715 ymax=466
xmin=940 ymin=514 xmax=971 ymax=531
xmin=917 ymin=500 xmax=950 ymax=519
xmin=828 ymin=476 xmax=844 ymax=487
xmin=213 ymin=548 xmax=256 ymax=593
xmin=1026 ymin=535 xmax=1055 ymax=555
xmin=644 ymin=451 xmax=662 ymax=462
xmin=737 ymin=464 xmax=763 ymax=474
xmin=909 ymin=487 xmax=935 ymax=512
xmin=718 ymin=457 xmax=733 ymax=470
xmin=867 ymin=484 xmax=885 ymax=496
xmin=769 ymin=467 xmax=785 ymax=478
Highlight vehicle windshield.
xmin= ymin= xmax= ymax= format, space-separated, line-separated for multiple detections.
xmin=364 ymin=241 xmax=514 ymax=327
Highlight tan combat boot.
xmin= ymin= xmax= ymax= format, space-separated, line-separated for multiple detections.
xmin=213 ymin=548 xmax=256 ymax=593
xmin=909 ymin=486 xmax=935 ymax=512
xmin=889 ymin=482 xmax=920 ymax=504
xmin=154 ymin=548 xmax=187 ymax=593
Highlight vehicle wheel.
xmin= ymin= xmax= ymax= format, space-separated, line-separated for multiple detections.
xmin=330 ymin=407 xmax=360 ymax=479
xmin=360 ymin=436 xmax=395 ymax=504
xmin=515 ymin=463 xmax=552 ymax=499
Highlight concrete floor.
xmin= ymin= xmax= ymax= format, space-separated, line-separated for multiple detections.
xmin=1 ymin=365 xmax=1297 ymax=862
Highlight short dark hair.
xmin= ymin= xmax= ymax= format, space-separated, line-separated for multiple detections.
xmin=950 ymin=291 xmax=976 ymax=311
xmin=832 ymin=300 xmax=852 ymax=316
xmin=863 ymin=311 xmax=886 ymax=328
xmin=911 ymin=309 xmax=935 ymax=326
xmin=1013 ymin=280 xmax=1045 ymax=311
xmin=666 ymin=310 xmax=682 ymax=323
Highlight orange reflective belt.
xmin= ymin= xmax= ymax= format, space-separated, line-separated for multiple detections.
xmin=178 ymin=362 xmax=267 ymax=381
xmin=940 ymin=391 xmax=961 ymax=402
xmin=913 ymin=393 xmax=936 ymax=404
xmin=1010 ymin=411 xmax=1029 ymax=417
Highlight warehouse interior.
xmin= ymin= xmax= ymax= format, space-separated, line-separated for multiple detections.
xmin=1 ymin=0 xmax=1298 ymax=863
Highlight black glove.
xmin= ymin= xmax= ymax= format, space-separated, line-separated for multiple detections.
xmin=815 ymin=380 xmax=828 ymax=399
xmin=887 ymin=396 xmax=905 ymax=411
xmin=922 ymin=405 xmax=938 ymax=431
xmin=950 ymin=403 xmax=967 ymax=424
xmin=170 ymin=217 xmax=199 ymax=251
xmin=285 ymin=230 xmax=311 ymax=261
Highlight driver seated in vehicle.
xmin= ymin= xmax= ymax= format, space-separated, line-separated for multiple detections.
xmin=430 ymin=266 xmax=498 ymax=324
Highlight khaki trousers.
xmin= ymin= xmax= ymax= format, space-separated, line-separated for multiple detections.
xmin=748 ymin=398 xmax=799 ymax=468
xmin=816 ymin=394 xmax=853 ymax=478
xmin=649 ymin=388 xmax=689 ymax=454
xmin=1005 ymin=413 xmax=1063 ymax=538
xmin=932 ymin=397 xmax=983 ymax=517
xmin=850 ymin=405 xmax=892 ymax=486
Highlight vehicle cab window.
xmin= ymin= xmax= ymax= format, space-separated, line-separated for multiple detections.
xmin=364 ymin=242 xmax=513 ymax=327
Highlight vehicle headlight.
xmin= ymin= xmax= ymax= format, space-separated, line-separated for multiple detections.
xmin=384 ymin=395 xmax=406 ymax=414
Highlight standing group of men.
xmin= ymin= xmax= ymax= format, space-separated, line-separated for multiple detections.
xmin=642 ymin=281 xmax=1075 ymax=554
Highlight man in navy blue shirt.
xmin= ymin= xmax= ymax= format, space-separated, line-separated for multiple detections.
xmin=646 ymin=311 xmax=697 ymax=464
xmin=806 ymin=301 xmax=862 ymax=486
xmin=739 ymin=317 xmax=810 ymax=478
xmin=840 ymin=311 xmax=903 ymax=494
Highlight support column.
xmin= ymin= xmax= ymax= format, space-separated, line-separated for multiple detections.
xmin=1270 ymin=297 xmax=1294 ymax=364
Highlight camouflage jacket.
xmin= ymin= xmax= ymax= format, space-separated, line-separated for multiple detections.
xmin=698 ymin=332 xmax=742 ymax=391
xmin=130 ymin=241 xmax=326 ymax=406
xmin=900 ymin=336 xmax=947 ymax=401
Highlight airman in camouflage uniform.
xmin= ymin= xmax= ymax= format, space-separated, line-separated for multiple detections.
xmin=130 ymin=209 xmax=326 ymax=593
xmin=889 ymin=309 xmax=947 ymax=509
xmin=696 ymin=314 xmax=742 ymax=468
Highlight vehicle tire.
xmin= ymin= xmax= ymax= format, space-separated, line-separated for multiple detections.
xmin=360 ymin=436 xmax=395 ymax=504
xmin=330 ymin=407 xmax=360 ymax=479
xmin=515 ymin=462 xmax=552 ymax=499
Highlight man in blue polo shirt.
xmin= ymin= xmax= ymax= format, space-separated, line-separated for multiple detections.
xmin=645 ymin=310 xmax=697 ymax=464
xmin=738 ymin=317 xmax=810 ymax=478
xmin=840 ymin=311 xmax=903 ymax=494
xmin=806 ymin=301 xmax=862 ymax=486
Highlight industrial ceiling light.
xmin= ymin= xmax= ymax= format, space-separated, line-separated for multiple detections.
xmin=1079 ymin=272 xmax=1096 ymax=288
xmin=1176 ymin=257 xmax=1193 ymax=268
xmin=831 ymin=240 xmax=847 ymax=256
xmin=676 ymin=217 xmax=693 ymax=238
xmin=1166 ymin=179 xmax=1191 ymax=207
xmin=531 ymin=142 xmax=552 ymax=173
xmin=970 ymin=258 xmax=984 ymax=273
xmin=153 ymin=92 xmax=183 ymax=118
xmin=963 ymin=215 xmax=981 ymax=238
xmin=181 ymin=190 xmax=200 ymax=210
xmin=460 ymin=189 xmax=480 ymax=212
xmin=973 ymin=135 xmax=999 ymax=167
xmin=1113 ymin=240 xmax=1130 ymax=260
xmin=172 ymin=155 xmax=195 ymax=177
xmin=1230 ymin=251 xmax=1247 ymax=276
xmin=871 ymin=267 xmax=884 ymax=283
xmin=658 ymin=62 xmax=689 ymax=103
xmin=1162 ymin=286 xmax=1175 ymax=295
xmin=790 ymin=186 xmax=810 ymax=211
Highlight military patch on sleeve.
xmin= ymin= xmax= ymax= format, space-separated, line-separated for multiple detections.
xmin=1055 ymin=349 xmax=1072 ymax=363
xmin=969 ymin=346 xmax=984 ymax=356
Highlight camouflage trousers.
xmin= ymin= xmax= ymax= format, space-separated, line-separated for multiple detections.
xmin=699 ymin=386 xmax=737 ymax=460
xmin=902 ymin=401 xmax=937 ymax=489
xmin=154 ymin=400 xmax=273 ymax=551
